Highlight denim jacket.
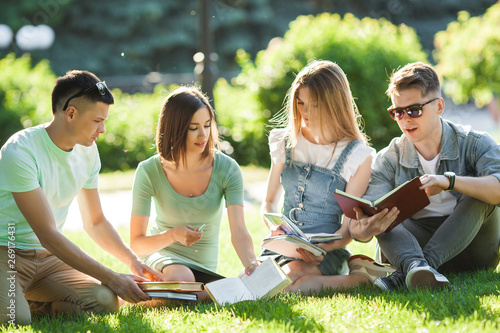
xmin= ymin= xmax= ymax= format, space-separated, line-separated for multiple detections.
xmin=364 ymin=118 xmax=500 ymax=202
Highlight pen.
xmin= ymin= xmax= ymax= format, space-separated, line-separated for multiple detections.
xmin=198 ymin=224 xmax=206 ymax=232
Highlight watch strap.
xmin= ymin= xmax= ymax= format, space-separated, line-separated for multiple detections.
xmin=445 ymin=172 xmax=455 ymax=191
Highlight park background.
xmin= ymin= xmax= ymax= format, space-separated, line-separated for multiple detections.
xmin=1 ymin=1 xmax=500 ymax=332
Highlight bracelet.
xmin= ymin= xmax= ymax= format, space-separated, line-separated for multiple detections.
xmin=348 ymin=218 xmax=373 ymax=243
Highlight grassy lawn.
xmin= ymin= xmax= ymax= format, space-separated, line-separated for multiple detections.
xmin=3 ymin=166 xmax=500 ymax=332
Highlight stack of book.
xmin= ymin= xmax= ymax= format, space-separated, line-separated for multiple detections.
xmin=137 ymin=281 xmax=204 ymax=301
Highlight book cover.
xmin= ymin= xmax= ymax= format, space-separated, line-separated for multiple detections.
xmin=333 ymin=176 xmax=430 ymax=232
xmin=264 ymin=213 xmax=342 ymax=242
xmin=204 ymin=258 xmax=291 ymax=306
xmin=143 ymin=290 xmax=198 ymax=301
xmin=261 ymin=234 xmax=327 ymax=258
xmin=137 ymin=281 xmax=204 ymax=292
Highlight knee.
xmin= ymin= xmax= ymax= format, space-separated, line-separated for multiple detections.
xmin=283 ymin=260 xmax=307 ymax=282
xmin=93 ymin=285 xmax=119 ymax=313
xmin=161 ymin=264 xmax=196 ymax=281
xmin=78 ymin=284 xmax=118 ymax=314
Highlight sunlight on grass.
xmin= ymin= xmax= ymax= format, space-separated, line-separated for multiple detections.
xmin=7 ymin=166 xmax=500 ymax=332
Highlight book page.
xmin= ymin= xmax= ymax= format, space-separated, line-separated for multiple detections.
xmin=264 ymin=213 xmax=295 ymax=235
xmin=334 ymin=189 xmax=374 ymax=206
xmin=241 ymin=258 xmax=290 ymax=299
xmin=205 ymin=277 xmax=254 ymax=305
xmin=262 ymin=235 xmax=326 ymax=258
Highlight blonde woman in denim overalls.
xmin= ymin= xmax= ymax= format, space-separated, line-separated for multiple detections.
xmin=259 ymin=60 xmax=396 ymax=293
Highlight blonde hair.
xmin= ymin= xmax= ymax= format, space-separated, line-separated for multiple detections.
xmin=275 ymin=60 xmax=367 ymax=149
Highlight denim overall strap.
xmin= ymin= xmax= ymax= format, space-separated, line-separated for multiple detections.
xmin=279 ymin=139 xmax=362 ymax=275
xmin=332 ymin=139 xmax=361 ymax=175
xmin=282 ymin=139 xmax=361 ymax=234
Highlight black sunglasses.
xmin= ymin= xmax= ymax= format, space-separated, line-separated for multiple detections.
xmin=63 ymin=81 xmax=108 ymax=111
xmin=387 ymin=97 xmax=439 ymax=120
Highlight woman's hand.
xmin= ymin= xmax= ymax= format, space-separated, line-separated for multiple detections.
xmin=297 ymin=248 xmax=324 ymax=266
xmin=244 ymin=260 xmax=259 ymax=276
xmin=129 ymin=259 xmax=164 ymax=282
xmin=170 ymin=225 xmax=203 ymax=247
xmin=269 ymin=224 xmax=287 ymax=237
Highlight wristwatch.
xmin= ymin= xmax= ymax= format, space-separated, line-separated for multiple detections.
xmin=444 ymin=171 xmax=456 ymax=191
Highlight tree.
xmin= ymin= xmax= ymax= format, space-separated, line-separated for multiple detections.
xmin=215 ymin=13 xmax=427 ymax=166
xmin=434 ymin=1 xmax=500 ymax=107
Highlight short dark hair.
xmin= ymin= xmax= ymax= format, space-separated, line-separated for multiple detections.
xmin=156 ymin=86 xmax=219 ymax=165
xmin=386 ymin=62 xmax=441 ymax=98
xmin=51 ymin=70 xmax=114 ymax=114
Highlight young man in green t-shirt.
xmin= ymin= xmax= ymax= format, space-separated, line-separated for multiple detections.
xmin=0 ymin=70 xmax=161 ymax=325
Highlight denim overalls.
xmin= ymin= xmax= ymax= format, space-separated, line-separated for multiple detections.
xmin=266 ymin=139 xmax=361 ymax=275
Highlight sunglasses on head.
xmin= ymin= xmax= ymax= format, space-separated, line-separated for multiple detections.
xmin=63 ymin=81 xmax=108 ymax=111
xmin=387 ymin=97 xmax=439 ymax=120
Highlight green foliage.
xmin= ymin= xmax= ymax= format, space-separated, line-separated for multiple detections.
xmin=215 ymin=13 xmax=428 ymax=165
xmin=0 ymin=53 xmax=55 ymax=146
xmin=0 ymin=53 xmax=171 ymax=171
xmin=97 ymin=84 xmax=174 ymax=172
xmin=434 ymin=3 xmax=500 ymax=107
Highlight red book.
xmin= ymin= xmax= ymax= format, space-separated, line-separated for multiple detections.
xmin=333 ymin=177 xmax=430 ymax=232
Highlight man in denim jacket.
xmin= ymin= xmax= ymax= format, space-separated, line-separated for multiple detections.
xmin=350 ymin=62 xmax=500 ymax=291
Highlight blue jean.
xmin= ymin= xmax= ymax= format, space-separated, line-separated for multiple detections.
xmin=377 ymin=195 xmax=500 ymax=274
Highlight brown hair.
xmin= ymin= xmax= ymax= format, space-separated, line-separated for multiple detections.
xmin=51 ymin=70 xmax=113 ymax=114
xmin=386 ymin=62 xmax=441 ymax=98
xmin=276 ymin=60 xmax=367 ymax=148
xmin=156 ymin=86 xmax=219 ymax=166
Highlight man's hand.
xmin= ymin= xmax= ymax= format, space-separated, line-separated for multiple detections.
xmin=351 ymin=206 xmax=399 ymax=241
xmin=419 ymin=174 xmax=448 ymax=197
xmin=170 ymin=225 xmax=203 ymax=247
xmin=106 ymin=273 xmax=152 ymax=303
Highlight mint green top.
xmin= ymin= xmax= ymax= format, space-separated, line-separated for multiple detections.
xmin=131 ymin=151 xmax=244 ymax=274
xmin=0 ymin=124 xmax=100 ymax=250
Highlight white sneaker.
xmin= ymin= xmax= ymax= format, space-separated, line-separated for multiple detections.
xmin=405 ymin=261 xmax=449 ymax=290
xmin=348 ymin=254 xmax=396 ymax=283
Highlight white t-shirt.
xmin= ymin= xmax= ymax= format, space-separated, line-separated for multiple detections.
xmin=411 ymin=152 xmax=456 ymax=219
xmin=0 ymin=124 xmax=100 ymax=249
xmin=269 ymin=128 xmax=375 ymax=181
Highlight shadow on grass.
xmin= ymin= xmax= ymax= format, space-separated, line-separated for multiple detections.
xmin=347 ymin=269 xmax=500 ymax=323
xmin=29 ymin=306 xmax=157 ymax=333
xmin=19 ymin=270 xmax=500 ymax=332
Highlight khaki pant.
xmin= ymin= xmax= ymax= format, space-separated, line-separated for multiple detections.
xmin=1 ymin=246 xmax=118 ymax=325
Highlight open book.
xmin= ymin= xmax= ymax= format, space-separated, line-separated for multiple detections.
xmin=333 ymin=176 xmax=430 ymax=232
xmin=264 ymin=213 xmax=342 ymax=242
xmin=204 ymin=257 xmax=291 ymax=306
xmin=261 ymin=213 xmax=342 ymax=258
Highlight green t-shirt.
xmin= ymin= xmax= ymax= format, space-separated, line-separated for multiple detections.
xmin=131 ymin=151 xmax=244 ymax=272
xmin=0 ymin=124 xmax=100 ymax=249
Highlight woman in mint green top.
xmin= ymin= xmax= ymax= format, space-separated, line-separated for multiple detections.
xmin=130 ymin=86 xmax=257 ymax=301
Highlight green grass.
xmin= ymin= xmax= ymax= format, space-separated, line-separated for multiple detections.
xmin=3 ymin=166 xmax=500 ymax=332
